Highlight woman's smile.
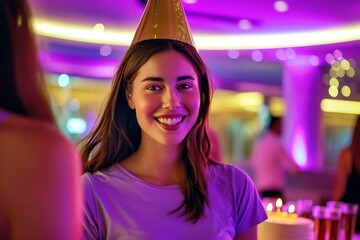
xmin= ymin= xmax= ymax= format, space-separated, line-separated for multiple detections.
xmin=154 ymin=114 xmax=186 ymax=129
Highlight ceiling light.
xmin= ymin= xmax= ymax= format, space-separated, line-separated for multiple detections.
xmin=321 ymin=99 xmax=360 ymax=114
xmin=32 ymin=18 xmax=360 ymax=50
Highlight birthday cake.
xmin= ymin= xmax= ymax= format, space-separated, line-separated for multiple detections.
xmin=258 ymin=216 xmax=314 ymax=240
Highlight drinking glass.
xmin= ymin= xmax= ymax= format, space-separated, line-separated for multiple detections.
xmin=313 ymin=206 xmax=327 ymax=240
xmin=325 ymin=206 xmax=342 ymax=240
xmin=327 ymin=201 xmax=344 ymax=229
xmin=340 ymin=203 xmax=358 ymax=240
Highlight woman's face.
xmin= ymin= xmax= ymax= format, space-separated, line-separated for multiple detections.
xmin=127 ymin=50 xmax=201 ymax=146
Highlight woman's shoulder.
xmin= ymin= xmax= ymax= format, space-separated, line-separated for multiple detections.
xmin=209 ymin=163 xmax=251 ymax=181
xmin=0 ymin=114 xmax=79 ymax=171
xmin=1 ymin=113 xmax=70 ymax=145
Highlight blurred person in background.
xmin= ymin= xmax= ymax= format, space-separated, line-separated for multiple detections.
xmin=333 ymin=115 xmax=360 ymax=233
xmin=251 ymin=115 xmax=299 ymax=200
xmin=0 ymin=0 xmax=83 ymax=238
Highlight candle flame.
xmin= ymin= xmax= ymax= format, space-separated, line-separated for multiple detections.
xmin=266 ymin=203 xmax=273 ymax=212
xmin=288 ymin=204 xmax=295 ymax=214
xmin=276 ymin=198 xmax=283 ymax=208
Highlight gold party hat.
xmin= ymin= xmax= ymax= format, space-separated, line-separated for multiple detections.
xmin=131 ymin=0 xmax=195 ymax=47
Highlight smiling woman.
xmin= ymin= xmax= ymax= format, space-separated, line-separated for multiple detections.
xmin=78 ymin=0 xmax=267 ymax=239
xmin=80 ymin=36 xmax=267 ymax=240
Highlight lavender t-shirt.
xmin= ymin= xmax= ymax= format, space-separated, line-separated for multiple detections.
xmin=82 ymin=163 xmax=267 ymax=240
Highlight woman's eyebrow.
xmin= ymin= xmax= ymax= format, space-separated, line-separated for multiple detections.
xmin=141 ymin=77 xmax=163 ymax=82
xmin=177 ymin=75 xmax=196 ymax=81
xmin=141 ymin=75 xmax=196 ymax=82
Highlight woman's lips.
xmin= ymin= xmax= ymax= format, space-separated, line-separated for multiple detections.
xmin=154 ymin=115 xmax=186 ymax=129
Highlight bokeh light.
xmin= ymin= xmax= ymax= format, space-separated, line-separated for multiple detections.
xmin=227 ymin=50 xmax=240 ymax=59
xmin=309 ymin=55 xmax=319 ymax=66
xmin=329 ymin=86 xmax=339 ymax=97
xmin=340 ymin=59 xmax=350 ymax=70
xmin=275 ymin=49 xmax=286 ymax=60
xmin=93 ymin=23 xmax=105 ymax=33
xmin=100 ymin=45 xmax=112 ymax=56
xmin=346 ymin=67 xmax=355 ymax=77
xmin=325 ymin=53 xmax=334 ymax=64
xmin=329 ymin=78 xmax=339 ymax=88
xmin=274 ymin=1 xmax=289 ymax=12
xmin=66 ymin=117 xmax=87 ymax=134
xmin=285 ymin=48 xmax=296 ymax=59
xmin=251 ymin=50 xmax=263 ymax=62
xmin=238 ymin=19 xmax=252 ymax=30
xmin=341 ymin=85 xmax=351 ymax=97
xmin=58 ymin=74 xmax=70 ymax=87
xmin=333 ymin=49 xmax=343 ymax=60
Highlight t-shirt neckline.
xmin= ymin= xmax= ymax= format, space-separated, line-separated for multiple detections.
xmin=115 ymin=163 xmax=179 ymax=190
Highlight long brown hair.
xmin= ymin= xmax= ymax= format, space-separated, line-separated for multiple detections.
xmin=79 ymin=39 xmax=218 ymax=222
xmin=350 ymin=115 xmax=360 ymax=172
xmin=0 ymin=0 xmax=55 ymax=123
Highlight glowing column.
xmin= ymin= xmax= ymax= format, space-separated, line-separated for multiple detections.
xmin=282 ymin=61 xmax=324 ymax=169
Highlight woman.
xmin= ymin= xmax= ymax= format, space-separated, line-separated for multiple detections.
xmin=333 ymin=115 xmax=360 ymax=233
xmin=80 ymin=39 xmax=267 ymax=239
xmin=0 ymin=0 xmax=82 ymax=238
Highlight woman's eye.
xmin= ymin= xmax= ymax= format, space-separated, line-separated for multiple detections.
xmin=179 ymin=83 xmax=192 ymax=89
xmin=146 ymin=85 xmax=161 ymax=91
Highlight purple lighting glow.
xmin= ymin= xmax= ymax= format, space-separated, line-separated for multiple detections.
xmin=292 ymin=129 xmax=307 ymax=167
xmin=39 ymin=52 xmax=116 ymax=79
xmin=283 ymin=62 xmax=324 ymax=169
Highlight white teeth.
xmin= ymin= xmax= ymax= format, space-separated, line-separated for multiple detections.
xmin=157 ymin=117 xmax=182 ymax=126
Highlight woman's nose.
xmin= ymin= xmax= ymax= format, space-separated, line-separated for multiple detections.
xmin=162 ymin=89 xmax=181 ymax=109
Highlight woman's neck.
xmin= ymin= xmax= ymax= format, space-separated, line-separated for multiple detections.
xmin=121 ymin=138 xmax=184 ymax=186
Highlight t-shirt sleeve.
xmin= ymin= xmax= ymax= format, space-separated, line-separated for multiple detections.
xmin=82 ymin=173 xmax=100 ymax=240
xmin=233 ymin=166 xmax=268 ymax=233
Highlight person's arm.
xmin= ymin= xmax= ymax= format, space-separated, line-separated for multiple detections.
xmin=332 ymin=148 xmax=350 ymax=201
xmin=234 ymin=225 xmax=258 ymax=240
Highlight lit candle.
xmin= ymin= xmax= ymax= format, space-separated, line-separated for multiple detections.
xmin=275 ymin=198 xmax=283 ymax=213
xmin=287 ymin=204 xmax=298 ymax=219
xmin=266 ymin=203 xmax=274 ymax=212
xmin=266 ymin=203 xmax=274 ymax=217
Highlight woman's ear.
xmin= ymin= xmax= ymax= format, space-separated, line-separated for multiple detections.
xmin=126 ymin=91 xmax=135 ymax=109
